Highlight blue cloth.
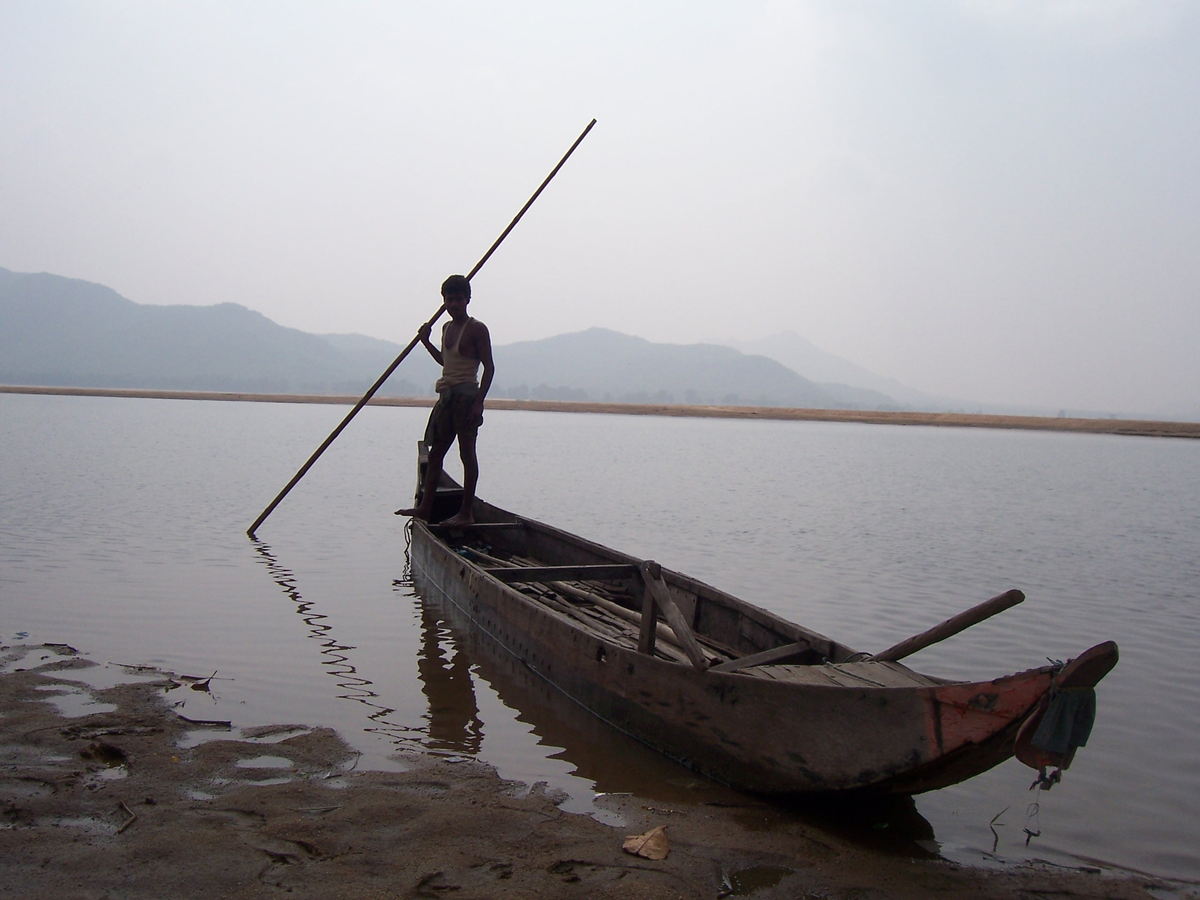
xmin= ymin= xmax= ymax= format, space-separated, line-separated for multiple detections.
xmin=1031 ymin=686 xmax=1096 ymax=755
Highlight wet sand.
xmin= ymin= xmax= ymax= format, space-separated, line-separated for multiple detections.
xmin=1 ymin=644 xmax=1176 ymax=899
xmin=4 ymin=385 xmax=1198 ymax=440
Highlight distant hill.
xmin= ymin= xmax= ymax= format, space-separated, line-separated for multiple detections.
xmin=0 ymin=267 xmax=436 ymax=396
xmin=724 ymin=331 xmax=957 ymax=411
xmin=0 ymin=267 xmax=897 ymax=409
xmin=720 ymin=331 xmax=1143 ymax=418
xmin=491 ymin=328 xmax=895 ymax=408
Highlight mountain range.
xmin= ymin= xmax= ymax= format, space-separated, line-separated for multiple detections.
xmin=726 ymin=331 xmax=954 ymax=410
xmin=2 ymin=266 xmax=913 ymax=410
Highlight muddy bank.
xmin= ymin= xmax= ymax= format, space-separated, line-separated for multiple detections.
xmin=4 ymin=385 xmax=1197 ymax=439
xmin=0 ymin=644 xmax=1179 ymax=899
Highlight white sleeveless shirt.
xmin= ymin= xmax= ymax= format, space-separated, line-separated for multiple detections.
xmin=434 ymin=318 xmax=480 ymax=393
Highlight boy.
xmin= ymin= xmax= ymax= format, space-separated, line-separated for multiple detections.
xmin=395 ymin=275 xmax=494 ymax=526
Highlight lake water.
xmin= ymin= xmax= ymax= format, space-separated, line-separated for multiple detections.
xmin=2 ymin=392 xmax=1198 ymax=883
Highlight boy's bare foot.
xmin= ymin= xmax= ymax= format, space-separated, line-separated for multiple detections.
xmin=394 ymin=507 xmax=427 ymax=519
xmin=438 ymin=512 xmax=475 ymax=528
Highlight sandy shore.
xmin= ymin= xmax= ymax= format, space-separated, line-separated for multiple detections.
xmin=1 ymin=643 xmax=1178 ymax=900
xmin=3 ymin=384 xmax=1198 ymax=440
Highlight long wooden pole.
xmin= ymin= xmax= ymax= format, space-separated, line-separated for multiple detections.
xmin=248 ymin=119 xmax=597 ymax=537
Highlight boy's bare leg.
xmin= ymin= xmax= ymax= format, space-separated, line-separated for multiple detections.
xmin=438 ymin=431 xmax=478 ymax=527
xmin=395 ymin=439 xmax=451 ymax=520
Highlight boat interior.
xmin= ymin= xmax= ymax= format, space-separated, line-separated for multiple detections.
xmin=414 ymin=463 xmax=948 ymax=690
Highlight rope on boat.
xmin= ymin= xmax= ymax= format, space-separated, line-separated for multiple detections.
xmin=1024 ymin=791 xmax=1043 ymax=846
xmin=399 ymin=518 xmax=414 ymax=586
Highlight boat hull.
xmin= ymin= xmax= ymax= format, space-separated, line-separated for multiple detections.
xmin=409 ymin=519 xmax=1056 ymax=794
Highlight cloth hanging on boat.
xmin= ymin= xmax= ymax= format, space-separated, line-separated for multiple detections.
xmin=1031 ymin=686 xmax=1096 ymax=755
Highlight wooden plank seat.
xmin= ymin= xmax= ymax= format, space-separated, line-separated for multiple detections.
xmin=708 ymin=641 xmax=812 ymax=673
xmin=483 ymin=564 xmax=638 ymax=584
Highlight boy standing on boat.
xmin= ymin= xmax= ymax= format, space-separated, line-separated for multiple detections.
xmin=395 ymin=275 xmax=494 ymax=526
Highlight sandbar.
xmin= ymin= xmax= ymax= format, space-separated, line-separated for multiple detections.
xmin=4 ymin=385 xmax=1197 ymax=440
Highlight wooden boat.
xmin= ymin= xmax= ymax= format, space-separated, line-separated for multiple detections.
xmin=406 ymin=463 xmax=1118 ymax=795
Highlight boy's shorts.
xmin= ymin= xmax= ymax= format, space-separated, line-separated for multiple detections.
xmin=424 ymin=384 xmax=480 ymax=448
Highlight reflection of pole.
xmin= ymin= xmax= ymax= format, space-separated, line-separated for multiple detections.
xmin=417 ymin=602 xmax=484 ymax=754
xmin=250 ymin=538 xmax=422 ymax=746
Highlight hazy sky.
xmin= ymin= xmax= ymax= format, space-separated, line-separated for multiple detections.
xmin=2 ymin=2 xmax=1197 ymax=415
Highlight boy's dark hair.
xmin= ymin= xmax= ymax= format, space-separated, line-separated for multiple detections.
xmin=441 ymin=274 xmax=471 ymax=300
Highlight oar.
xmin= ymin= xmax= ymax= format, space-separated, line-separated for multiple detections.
xmin=872 ymin=589 xmax=1025 ymax=662
xmin=248 ymin=118 xmax=597 ymax=538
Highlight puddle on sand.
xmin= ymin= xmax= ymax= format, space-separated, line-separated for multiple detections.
xmin=229 ymin=775 xmax=294 ymax=786
xmin=720 ymin=866 xmax=795 ymax=896
xmin=0 ymin=642 xmax=79 ymax=676
xmin=53 ymin=663 xmax=169 ymax=693
xmin=236 ymin=755 xmax=294 ymax=769
xmin=210 ymin=771 xmax=296 ymax=788
xmin=84 ymin=766 xmax=129 ymax=785
xmin=240 ymin=725 xmax=311 ymax=743
xmin=177 ymin=725 xmax=314 ymax=751
xmin=175 ymin=728 xmax=232 ymax=750
xmin=33 ymin=685 xmax=117 ymax=718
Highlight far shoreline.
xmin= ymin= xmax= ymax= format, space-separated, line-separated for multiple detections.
xmin=4 ymin=383 xmax=1199 ymax=440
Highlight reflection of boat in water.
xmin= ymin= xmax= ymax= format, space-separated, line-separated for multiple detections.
xmin=416 ymin=585 xmax=739 ymax=804
xmin=406 ymin=464 xmax=1118 ymax=795
xmin=417 ymin=600 xmax=483 ymax=755
xmin=415 ymin=585 xmax=941 ymax=852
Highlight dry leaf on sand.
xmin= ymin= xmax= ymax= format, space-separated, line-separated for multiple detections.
xmin=623 ymin=824 xmax=669 ymax=860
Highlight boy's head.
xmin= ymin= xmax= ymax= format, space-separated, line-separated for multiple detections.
xmin=441 ymin=274 xmax=471 ymax=301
